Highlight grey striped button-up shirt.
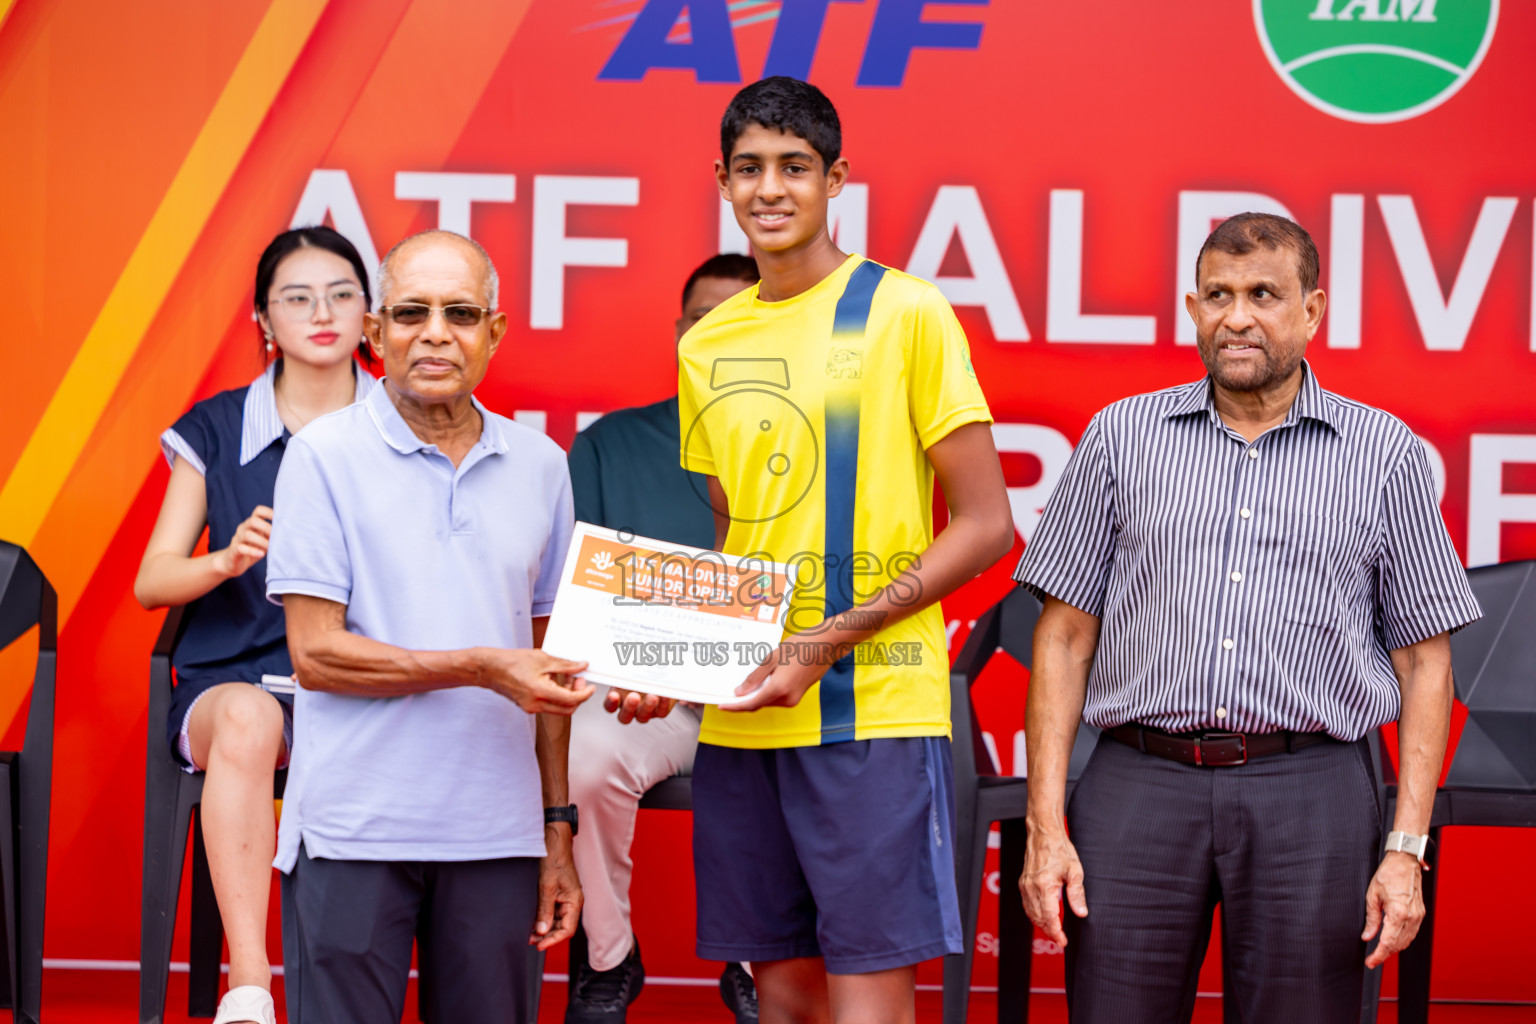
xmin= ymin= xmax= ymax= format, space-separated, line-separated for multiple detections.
xmin=1014 ymin=363 xmax=1481 ymax=742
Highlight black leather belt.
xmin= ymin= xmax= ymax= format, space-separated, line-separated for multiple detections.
xmin=1110 ymin=723 xmax=1330 ymax=767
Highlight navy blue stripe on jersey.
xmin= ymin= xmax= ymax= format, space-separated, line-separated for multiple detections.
xmin=831 ymin=259 xmax=886 ymax=333
xmin=820 ymin=260 xmax=887 ymax=743
xmin=1013 ymin=363 xmax=1481 ymax=742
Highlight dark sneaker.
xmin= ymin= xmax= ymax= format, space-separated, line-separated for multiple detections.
xmin=718 ymin=961 xmax=759 ymax=1023
xmin=565 ymin=938 xmax=645 ymax=1023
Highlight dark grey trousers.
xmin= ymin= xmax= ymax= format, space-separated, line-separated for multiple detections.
xmin=1063 ymin=733 xmax=1381 ymax=1024
xmin=280 ymin=846 xmax=541 ymax=1024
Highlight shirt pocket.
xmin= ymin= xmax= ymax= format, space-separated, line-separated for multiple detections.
xmin=1280 ymin=512 xmax=1377 ymax=629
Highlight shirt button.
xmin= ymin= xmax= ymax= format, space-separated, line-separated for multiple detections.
xmin=1240 ymin=508 xmax=1252 ymax=519
xmin=1230 ymin=571 xmax=1243 ymax=583
xmin=1247 ymin=449 xmax=1259 ymax=460
xmin=1216 ymin=706 xmax=1228 ymax=720
xmin=1222 ymin=638 xmax=1234 ymax=650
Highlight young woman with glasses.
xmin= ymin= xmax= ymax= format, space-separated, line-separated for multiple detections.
xmin=134 ymin=226 xmax=377 ymax=1024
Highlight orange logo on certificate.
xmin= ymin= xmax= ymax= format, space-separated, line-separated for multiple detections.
xmin=570 ymin=534 xmax=790 ymax=625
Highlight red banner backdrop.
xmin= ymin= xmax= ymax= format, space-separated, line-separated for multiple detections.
xmin=1 ymin=0 xmax=1532 ymax=1003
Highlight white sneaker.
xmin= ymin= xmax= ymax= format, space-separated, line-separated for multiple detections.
xmin=212 ymin=985 xmax=277 ymax=1024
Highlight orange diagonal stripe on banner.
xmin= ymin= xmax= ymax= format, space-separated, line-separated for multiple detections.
xmin=30 ymin=0 xmax=539 ymax=872
xmin=323 ymin=0 xmax=535 ymax=187
xmin=35 ymin=0 xmax=535 ymax=629
xmin=0 ymin=0 xmax=329 ymax=548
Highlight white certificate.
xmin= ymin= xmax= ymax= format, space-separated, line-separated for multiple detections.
xmin=539 ymin=523 xmax=797 ymax=704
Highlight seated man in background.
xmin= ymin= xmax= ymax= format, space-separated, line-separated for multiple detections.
xmin=267 ymin=229 xmax=592 ymax=1024
xmin=564 ymin=253 xmax=760 ymax=1024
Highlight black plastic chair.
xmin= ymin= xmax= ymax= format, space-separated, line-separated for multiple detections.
xmin=943 ymin=587 xmax=1097 ymax=1024
xmin=140 ymin=605 xmax=287 ymax=1023
xmin=563 ymin=773 xmax=693 ymax=1004
xmin=0 ymin=542 xmax=57 ymax=1024
xmin=1385 ymin=559 xmax=1536 ymax=1024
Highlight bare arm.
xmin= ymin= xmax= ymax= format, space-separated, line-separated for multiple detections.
xmin=1386 ymin=632 xmax=1453 ymax=843
xmin=534 ymin=706 xmax=574 ymax=811
xmin=531 ymin=617 xmax=574 ymax=802
xmin=282 ymin=593 xmax=592 ymax=714
xmin=530 ymin=615 xmax=582 ymax=948
xmin=1363 ymin=631 xmax=1453 ymax=968
xmin=1018 ymin=596 xmax=1100 ymax=946
xmin=1025 ymin=597 xmax=1100 ymax=828
xmin=729 ymin=420 xmax=1015 ymax=710
xmin=134 ymin=457 xmax=274 ymax=608
xmin=530 ymin=617 xmax=576 ymax=807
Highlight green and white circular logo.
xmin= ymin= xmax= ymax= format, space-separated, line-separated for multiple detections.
xmin=1254 ymin=0 xmax=1498 ymax=123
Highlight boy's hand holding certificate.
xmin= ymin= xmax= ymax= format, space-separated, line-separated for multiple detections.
xmin=539 ymin=523 xmax=798 ymax=704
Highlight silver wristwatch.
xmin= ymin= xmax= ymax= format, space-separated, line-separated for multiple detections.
xmin=1385 ymin=830 xmax=1431 ymax=868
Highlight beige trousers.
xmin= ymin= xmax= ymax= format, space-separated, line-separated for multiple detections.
xmin=568 ymin=690 xmax=703 ymax=971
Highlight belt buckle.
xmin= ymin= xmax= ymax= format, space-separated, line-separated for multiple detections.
xmin=1199 ymin=732 xmax=1247 ymax=767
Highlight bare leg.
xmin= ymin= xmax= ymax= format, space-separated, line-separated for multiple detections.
xmin=187 ymin=684 xmax=287 ymax=991
xmin=827 ymin=965 xmax=917 ymax=1024
xmin=752 ymin=958 xmax=831 ymax=1024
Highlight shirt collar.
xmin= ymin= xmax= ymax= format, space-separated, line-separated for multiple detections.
xmin=1163 ymin=360 xmax=1341 ymax=436
xmin=241 ymin=359 xmax=377 ymax=466
xmin=365 ymin=380 xmax=508 ymax=457
xmin=1163 ymin=378 xmax=1214 ymax=421
xmin=1288 ymin=362 xmax=1342 ymax=435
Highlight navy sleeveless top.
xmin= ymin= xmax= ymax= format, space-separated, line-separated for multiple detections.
xmin=160 ymin=361 xmax=375 ymax=693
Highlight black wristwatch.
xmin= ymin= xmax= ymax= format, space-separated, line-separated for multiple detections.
xmin=544 ymin=804 xmax=579 ymax=836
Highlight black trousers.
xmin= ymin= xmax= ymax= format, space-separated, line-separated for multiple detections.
xmin=1063 ymin=733 xmax=1380 ymax=1024
xmin=280 ymin=846 xmax=541 ymax=1024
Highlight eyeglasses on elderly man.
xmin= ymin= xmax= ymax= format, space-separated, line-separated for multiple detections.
xmin=380 ymin=303 xmax=493 ymax=328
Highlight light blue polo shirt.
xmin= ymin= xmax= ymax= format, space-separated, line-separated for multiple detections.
xmin=266 ymin=383 xmax=573 ymax=870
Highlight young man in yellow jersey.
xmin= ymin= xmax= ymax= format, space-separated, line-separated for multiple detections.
xmin=674 ymin=77 xmax=1015 ymax=1023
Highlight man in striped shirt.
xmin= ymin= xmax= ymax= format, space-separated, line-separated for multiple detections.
xmin=1013 ymin=213 xmax=1481 ymax=1022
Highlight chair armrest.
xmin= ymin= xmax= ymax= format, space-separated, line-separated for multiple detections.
xmin=951 ymin=604 xmax=1001 ymax=686
xmin=638 ymin=774 xmax=692 ymax=811
xmin=1368 ymin=728 xmax=1398 ymax=788
xmin=148 ymin=606 xmax=188 ymax=770
xmin=153 ymin=605 xmax=188 ymax=660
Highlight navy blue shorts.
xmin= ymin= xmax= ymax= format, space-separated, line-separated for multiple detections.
xmin=692 ymin=736 xmax=963 ymax=974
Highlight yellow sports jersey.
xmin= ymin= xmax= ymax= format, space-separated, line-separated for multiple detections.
xmin=677 ymin=254 xmax=993 ymax=748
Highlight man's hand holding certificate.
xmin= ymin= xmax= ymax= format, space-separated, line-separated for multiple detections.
xmin=540 ymin=523 xmax=798 ymax=705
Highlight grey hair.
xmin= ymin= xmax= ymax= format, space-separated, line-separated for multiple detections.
xmin=376 ymin=229 xmax=500 ymax=311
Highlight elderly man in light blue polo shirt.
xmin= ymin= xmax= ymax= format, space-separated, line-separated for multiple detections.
xmin=266 ymin=229 xmax=594 ymax=1024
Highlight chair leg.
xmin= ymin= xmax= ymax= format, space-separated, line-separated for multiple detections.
xmin=996 ymin=818 xmax=1029 ymax=1024
xmin=16 ymin=651 xmax=54 ymax=1024
xmin=527 ymin=946 xmax=545 ymax=1021
xmin=417 ymin=944 xmax=432 ymax=1024
xmin=141 ymin=777 xmax=195 ymax=1024
xmin=1360 ymin=952 xmax=1383 ymax=1024
xmin=942 ymin=813 xmax=991 ymax=1024
xmin=567 ymin=914 xmax=588 ymax=1003
xmin=1221 ymin=910 xmax=1240 ymax=1024
xmin=1396 ymin=826 xmax=1440 ymax=1024
xmin=0 ymin=765 xmax=17 ymax=1014
xmin=188 ymin=809 xmax=224 ymax=1017
xmin=1359 ymin=788 xmax=1394 ymax=1024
